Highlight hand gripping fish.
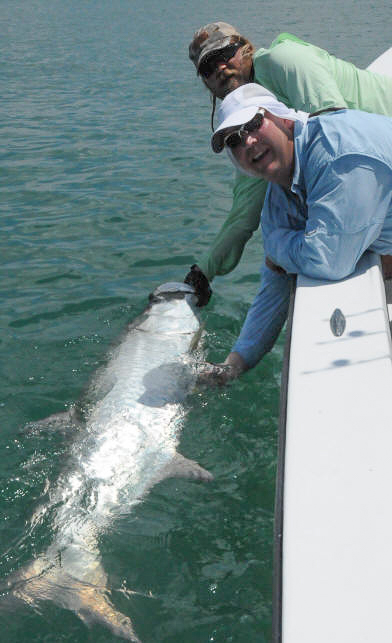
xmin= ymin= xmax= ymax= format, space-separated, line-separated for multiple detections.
xmin=6 ymin=282 xmax=212 ymax=642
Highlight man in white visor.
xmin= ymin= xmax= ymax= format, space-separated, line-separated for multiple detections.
xmin=204 ymin=83 xmax=392 ymax=382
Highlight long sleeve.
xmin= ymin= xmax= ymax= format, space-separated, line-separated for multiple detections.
xmin=254 ymin=35 xmax=392 ymax=116
xmin=264 ymin=159 xmax=392 ymax=280
xmin=232 ymin=264 xmax=292 ymax=368
xmin=197 ymin=173 xmax=267 ymax=281
xmin=253 ymin=37 xmax=349 ymax=113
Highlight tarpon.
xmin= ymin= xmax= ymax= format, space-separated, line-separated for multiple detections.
xmin=5 ymin=282 xmax=212 ymax=641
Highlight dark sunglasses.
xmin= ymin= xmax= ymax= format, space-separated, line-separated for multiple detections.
xmin=223 ymin=109 xmax=265 ymax=149
xmin=199 ymin=43 xmax=242 ymax=78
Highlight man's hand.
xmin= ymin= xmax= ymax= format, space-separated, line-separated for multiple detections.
xmin=184 ymin=264 xmax=212 ymax=307
xmin=196 ymin=352 xmax=248 ymax=386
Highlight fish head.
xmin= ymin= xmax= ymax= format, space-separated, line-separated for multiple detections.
xmin=149 ymin=282 xmax=197 ymax=306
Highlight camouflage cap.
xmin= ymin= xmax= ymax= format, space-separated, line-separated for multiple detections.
xmin=189 ymin=22 xmax=241 ymax=72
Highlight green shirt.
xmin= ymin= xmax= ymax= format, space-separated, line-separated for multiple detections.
xmin=198 ymin=33 xmax=392 ymax=281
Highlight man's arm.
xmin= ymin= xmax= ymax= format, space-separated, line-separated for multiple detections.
xmin=197 ymin=264 xmax=292 ymax=385
xmin=197 ymin=173 xmax=268 ymax=281
xmin=232 ymin=263 xmax=292 ymax=368
xmin=264 ymin=159 xmax=392 ymax=281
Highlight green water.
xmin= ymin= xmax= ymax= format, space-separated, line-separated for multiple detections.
xmin=1 ymin=1 xmax=391 ymax=640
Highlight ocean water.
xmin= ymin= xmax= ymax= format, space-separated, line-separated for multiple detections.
xmin=1 ymin=1 xmax=391 ymax=641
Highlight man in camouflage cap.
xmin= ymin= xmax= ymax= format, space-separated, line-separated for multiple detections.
xmin=184 ymin=22 xmax=392 ymax=304
xmin=188 ymin=22 xmax=254 ymax=100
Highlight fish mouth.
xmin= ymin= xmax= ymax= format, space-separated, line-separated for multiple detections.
xmin=149 ymin=282 xmax=195 ymax=302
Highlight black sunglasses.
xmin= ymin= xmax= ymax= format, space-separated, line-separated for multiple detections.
xmin=223 ymin=110 xmax=265 ymax=150
xmin=199 ymin=43 xmax=242 ymax=78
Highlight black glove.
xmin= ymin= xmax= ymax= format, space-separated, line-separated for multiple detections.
xmin=184 ymin=264 xmax=212 ymax=307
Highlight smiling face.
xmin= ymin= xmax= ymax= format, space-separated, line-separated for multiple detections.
xmin=230 ymin=111 xmax=295 ymax=188
xmin=202 ymin=45 xmax=253 ymax=99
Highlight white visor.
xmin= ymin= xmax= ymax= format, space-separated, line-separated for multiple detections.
xmin=211 ymin=83 xmax=308 ymax=153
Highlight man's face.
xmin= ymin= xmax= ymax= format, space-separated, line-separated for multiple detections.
xmin=230 ymin=112 xmax=295 ymax=188
xmin=201 ymin=45 xmax=253 ymax=99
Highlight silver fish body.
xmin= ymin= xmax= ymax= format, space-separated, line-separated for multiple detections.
xmin=7 ymin=282 xmax=211 ymax=641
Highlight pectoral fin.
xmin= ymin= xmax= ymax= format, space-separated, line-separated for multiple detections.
xmin=163 ymin=453 xmax=213 ymax=482
xmin=24 ymin=406 xmax=83 ymax=437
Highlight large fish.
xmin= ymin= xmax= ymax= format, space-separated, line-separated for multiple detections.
xmin=5 ymin=282 xmax=212 ymax=641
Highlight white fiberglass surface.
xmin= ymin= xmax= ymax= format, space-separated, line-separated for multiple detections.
xmin=282 ymin=252 xmax=392 ymax=642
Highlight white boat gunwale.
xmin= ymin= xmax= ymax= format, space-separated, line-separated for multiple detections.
xmin=272 ymin=46 xmax=392 ymax=643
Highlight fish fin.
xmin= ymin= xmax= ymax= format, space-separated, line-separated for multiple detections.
xmin=23 ymin=405 xmax=83 ymax=436
xmin=75 ymin=585 xmax=141 ymax=642
xmin=7 ymin=558 xmax=141 ymax=642
xmin=165 ymin=453 xmax=213 ymax=482
xmin=189 ymin=322 xmax=204 ymax=352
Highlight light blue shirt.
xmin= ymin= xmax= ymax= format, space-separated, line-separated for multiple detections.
xmin=233 ymin=109 xmax=392 ymax=368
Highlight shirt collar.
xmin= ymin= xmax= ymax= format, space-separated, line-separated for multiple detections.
xmin=290 ymin=118 xmax=309 ymax=200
